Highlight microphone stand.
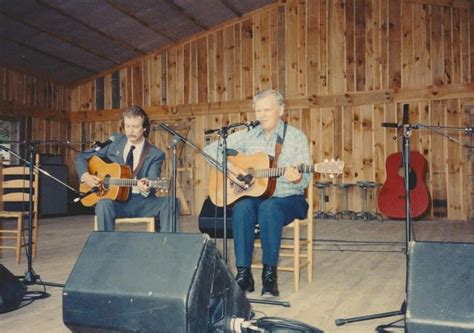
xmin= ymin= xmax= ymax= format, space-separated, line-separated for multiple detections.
xmin=170 ymin=135 xmax=180 ymax=233
xmin=335 ymin=121 xmax=473 ymax=329
xmin=158 ymin=123 xmax=230 ymax=249
xmin=335 ymin=123 xmax=415 ymax=327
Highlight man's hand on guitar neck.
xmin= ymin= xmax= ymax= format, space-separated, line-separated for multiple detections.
xmin=81 ymin=172 xmax=102 ymax=189
xmin=137 ymin=178 xmax=151 ymax=195
xmin=284 ymin=165 xmax=302 ymax=184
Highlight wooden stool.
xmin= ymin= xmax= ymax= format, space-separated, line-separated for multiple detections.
xmin=354 ymin=181 xmax=383 ymax=221
xmin=314 ymin=181 xmax=336 ymax=219
xmin=367 ymin=182 xmax=383 ymax=222
xmin=334 ymin=183 xmax=356 ymax=220
xmin=93 ymin=216 xmax=155 ymax=232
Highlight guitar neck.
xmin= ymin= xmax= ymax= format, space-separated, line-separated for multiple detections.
xmin=255 ymin=165 xmax=314 ymax=179
xmin=108 ymin=178 xmax=161 ymax=188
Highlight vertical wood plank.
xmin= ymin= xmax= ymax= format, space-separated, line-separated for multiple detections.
xmin=197 ymin=37 xmax=208 ymax=103
xmin=307 ymin=0 xmax=320 ymax=95
xmin=224 ymin=26 xmax=236 ymax=100
xmin=277 ymin=5 xmax=286 ymax=95
xmin=388 ymin=0 xmax=401 ymax=89
xmin=150 ymin=55 xmax=161 ymax=106
xmin=431 ymin=6 xmax=445 ymax=85
xmin=446 ymin=99 xmax=462 ymax=219
xmin=345 ymin=0 xmax=356 ymax=92
xmin=104 ymin=75 xmax=111 ymax=109
xmin=297 ymin=0 xmax=306 ymax=95
xmin=355 ymin=0 xmax=366 ymax=91
xmin=241 ymin=19 xmax=253 ymax=99
xmin=286 ymin=0 xmax=299 ymax=97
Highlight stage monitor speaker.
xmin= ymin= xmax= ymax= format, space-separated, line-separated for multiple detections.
xmin=63 ymin=232 xmax=251 ymax=332
xmin=0 ymin=264 xmax=27 ymax=314
xmin=199 ymin=197 xmax=234 ymax=238
xmin=406 ymin=241 xmax=474 ymax=332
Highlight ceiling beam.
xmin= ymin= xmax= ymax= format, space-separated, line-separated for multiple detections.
xmin=1 ymin=36 xmax=96 ymax=74
xmin=36 ymin=0 xmax=147 ymax=57
xmin=0 ymin=10 xmax=119 ymax=65
xmin=219 ymin=0 xmax=243 ymax=17
xmin=106 ymin=0 xmax=177 ymax=42
xmin=165 ymin=0 xmax=209 ymax=30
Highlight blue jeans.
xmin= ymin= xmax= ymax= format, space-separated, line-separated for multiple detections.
xmin=232 ymin=195 xmax=308 ymax=267
xmin=95 ymin=194 xmax=180 ymax=232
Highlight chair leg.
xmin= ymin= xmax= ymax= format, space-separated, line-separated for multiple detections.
xmin=16 ymin=215 xmax=22 ymax=264
xmin=147 ymin=218 xmax=155 ymax=232
xmin=307 ymin=220 xmax=313 ymax=284
xmin=294 ymin=220 xmax=300 ymax=292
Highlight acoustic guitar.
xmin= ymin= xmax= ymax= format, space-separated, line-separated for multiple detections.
xmin=209 ymin=151 xmax=344 ymax=206
xmin=377 ymin=151 xmax=429 ymax=219
xmin=80 ymin=156 xmax=169 ymax=207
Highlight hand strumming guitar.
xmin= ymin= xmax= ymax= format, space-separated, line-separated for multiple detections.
xmin=82 ymin=172 xmax=102 ymax=189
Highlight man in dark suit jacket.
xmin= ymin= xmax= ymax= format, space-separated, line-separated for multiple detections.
xmin=75 ymin=106 xmax=179 ymax=232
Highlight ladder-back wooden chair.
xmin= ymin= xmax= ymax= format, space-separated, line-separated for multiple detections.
xmin=252 ymin=175 xmax=314 ymax=292
xmin=0 ymin=154 xmax=40 ymax=264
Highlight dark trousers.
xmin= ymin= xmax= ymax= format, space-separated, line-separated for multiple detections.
xmin=231 ymin=195 xmax=308 ymax=267
xmin=95 ymin=194 xmax=180 ymax=232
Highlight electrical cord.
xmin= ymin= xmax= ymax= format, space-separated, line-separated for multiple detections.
xmin=252 ymin=316 xmax=323 ymax=333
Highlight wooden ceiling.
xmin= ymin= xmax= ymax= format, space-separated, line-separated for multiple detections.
xmin=0 ymin=0 xmax=275 ymax=85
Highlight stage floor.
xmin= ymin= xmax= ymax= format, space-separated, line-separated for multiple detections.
xmin=0 ymin=214 xmax=473 ymax=332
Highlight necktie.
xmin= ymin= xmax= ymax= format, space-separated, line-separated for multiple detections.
xmin=125 ymin=145 xmax=135 ymax=171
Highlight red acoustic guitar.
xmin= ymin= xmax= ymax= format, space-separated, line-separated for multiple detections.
xmin=378 ymin=152 xmax=429 ymax=219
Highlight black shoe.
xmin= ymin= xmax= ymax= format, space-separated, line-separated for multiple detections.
xmin=261 ymin=265 xmax=279 ymax=296
xmin=235 ymin=267 xmax=255 ymax=293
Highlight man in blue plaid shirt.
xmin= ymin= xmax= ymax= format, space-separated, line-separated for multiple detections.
xmin=204 ymin=90 xmax=311 ymax=296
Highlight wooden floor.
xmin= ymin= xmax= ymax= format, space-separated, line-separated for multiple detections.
xmin=1 ymin=215 xmax=473 ymax=333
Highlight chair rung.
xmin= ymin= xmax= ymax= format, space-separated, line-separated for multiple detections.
xmin=280 ymin=244 xmax=310 ymax=250
xmin=280 ymin=253 xmax=309 ymax=259
xmin=0 ymin=245 xmax=17 ymax=249
xmin=0 ymin=230 xmax=20 ymax=234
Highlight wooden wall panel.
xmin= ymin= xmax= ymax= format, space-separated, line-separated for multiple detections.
xmin=0 ymin=67 xmax=71 ymax=173
xmin=62 ymin=0 xmax=474 ymax=219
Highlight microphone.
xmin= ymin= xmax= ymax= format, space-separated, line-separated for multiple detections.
xmin=248 ymin=120 xmax=260 ymax=128
xmin=204 ymin=121 xmax=261 ymax=135
xmin=382 ymin=104 xmax=410 ymax=129
xmin=73 ymin=186 xmax=100 ymax=203
xmin=93 ymin=135 xmax=115 ymax=151
xmin=381 ymin=122 xmax=402 ymax=128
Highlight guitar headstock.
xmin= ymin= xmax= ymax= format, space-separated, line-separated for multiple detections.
xmin=314 ymin=159 xmax=344 ymax=178
xmin=152 ymin=178 xmax=170 ymax=192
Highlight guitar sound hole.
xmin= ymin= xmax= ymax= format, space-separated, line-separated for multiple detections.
xmin=102 ymin=175 xmax=110 ymax=190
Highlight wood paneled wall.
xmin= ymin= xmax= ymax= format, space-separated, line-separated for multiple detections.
xmin=68 ymin=0 xmax=474 ymax=219
xmin=0 ymin=66 xmax=71 ymax=164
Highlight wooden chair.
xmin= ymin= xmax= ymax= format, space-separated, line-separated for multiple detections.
xmin=0 ymin=154 xmax=40 ymax=264
xmin=93 ymin=216 xmax=155 ymax=232
xmin=252 ymin=175 xmax=314 ymax=292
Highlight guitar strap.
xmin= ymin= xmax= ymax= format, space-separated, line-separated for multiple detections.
xmin=131 ymin=141 xmax=151 ymax=178
xmin=273 ymin=122 xmax=287 ymax=166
